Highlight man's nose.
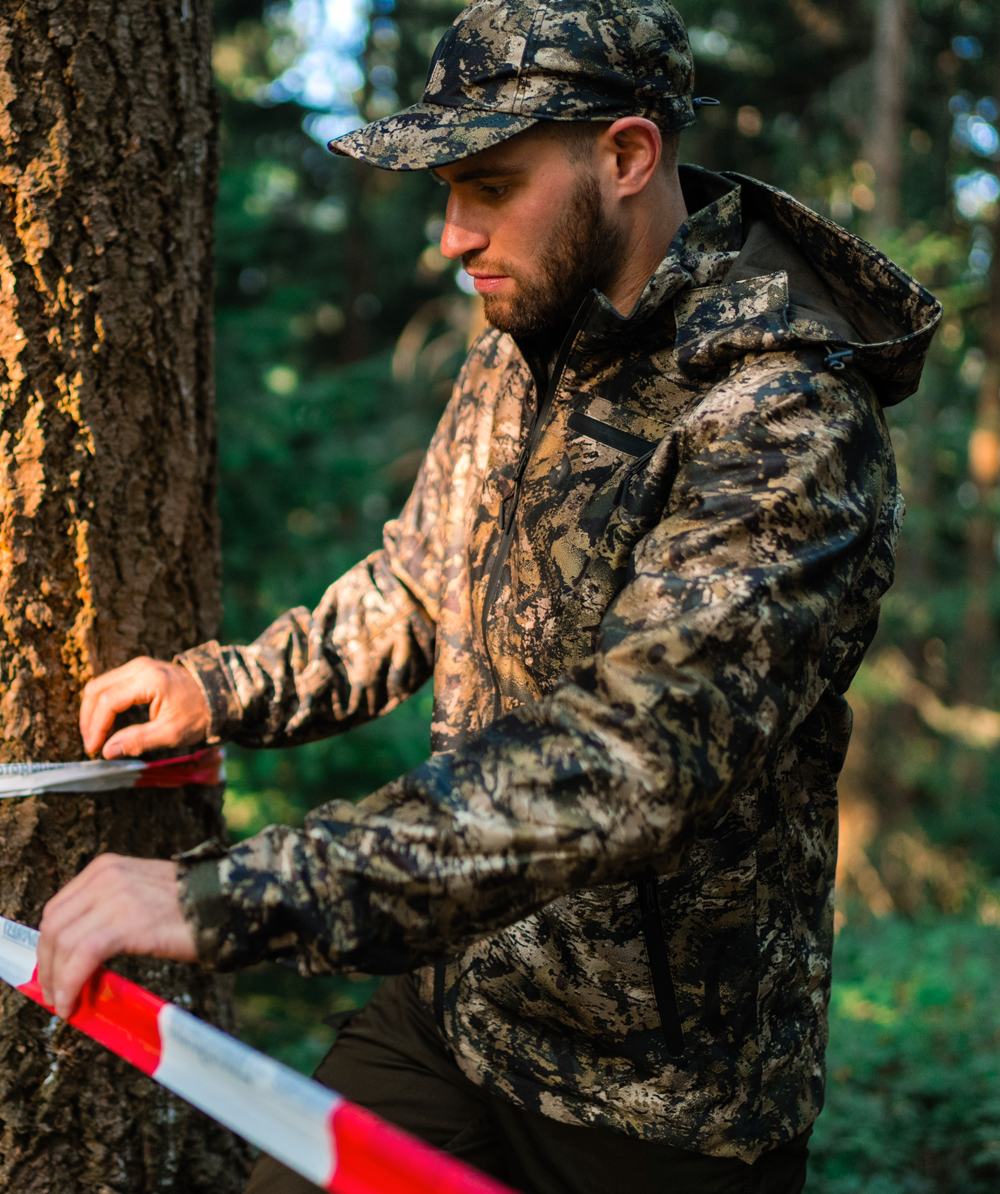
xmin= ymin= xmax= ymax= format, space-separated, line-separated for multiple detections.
xmin=439 ymin=199 xmax=489 ymax=260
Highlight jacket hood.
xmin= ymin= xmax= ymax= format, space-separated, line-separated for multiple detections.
xmin=580 ymin=166 xmax=941 ymax=408
xmin=718 ymin=169 xmax=941 ymax=406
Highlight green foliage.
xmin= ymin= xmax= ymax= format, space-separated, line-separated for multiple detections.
xmin=235 ymin=964 xmax=382 ymax=1075
xmin=222 ymin=686 xmax=434 ymax=842
xmin=810 ymin=913 xmax=1000 ymax=1194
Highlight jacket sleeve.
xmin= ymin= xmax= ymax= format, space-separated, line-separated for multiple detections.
xmin=178 ymin=353 xmax=897 ymax=975
xmin=174 ymin=397 xmax=461 ymax=749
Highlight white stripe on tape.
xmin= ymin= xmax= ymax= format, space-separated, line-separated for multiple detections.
xmin=0 ymin=748 xmax=224 ymax=798
xmin=0 ymin=918 xmax=39 ymax=988
xmin=155 ymin=1003 xmax=339 ymax=1185
xmin=0 ymin=758 xmax=147 ymax=797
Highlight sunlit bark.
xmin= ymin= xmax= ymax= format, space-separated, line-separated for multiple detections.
xmin=0 ymin=2 xmax=247 ymax=1187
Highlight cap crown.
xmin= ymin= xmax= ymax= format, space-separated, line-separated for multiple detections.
xmin=424 ymin=0 xmax=696 ymax=131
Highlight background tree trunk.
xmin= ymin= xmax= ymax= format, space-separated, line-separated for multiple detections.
xmin=864 ymin=0 xmax=909 ymax=234
xmin=0 ymin=2 xmax=249 ymax=1189
xmin=958 ymin=27 xmax=1000 ymax=704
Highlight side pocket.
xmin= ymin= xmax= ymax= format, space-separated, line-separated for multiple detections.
xmin=636 ymin=870 xmax=685 ymax=1057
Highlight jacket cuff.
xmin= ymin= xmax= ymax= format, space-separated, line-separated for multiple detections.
xmin=174 ymin=641 xmax=242 ymax=744
xmin=175 ymin=839 xmax=246 ymax=972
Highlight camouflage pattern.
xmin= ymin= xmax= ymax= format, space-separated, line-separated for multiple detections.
xmin=329 ymin=0 xmax=697 ymax=171
xmin=176 ymin=167 xmax=941 ymax=1161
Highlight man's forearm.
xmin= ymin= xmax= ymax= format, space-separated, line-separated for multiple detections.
xmin=177 ymin=549 xmax=435 ymax=749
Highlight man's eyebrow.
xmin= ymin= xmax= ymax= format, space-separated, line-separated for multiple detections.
xmin=431 ymin=161 xmax=529 ymax=184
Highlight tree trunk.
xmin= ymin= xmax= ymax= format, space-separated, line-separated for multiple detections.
xmin=864 ymin=0 xmax=908 ymax=235
xmin=958 ymin=35 xmax=1000 ymax=705
xmin=0 ymin=2 xmax=249 ymax=1189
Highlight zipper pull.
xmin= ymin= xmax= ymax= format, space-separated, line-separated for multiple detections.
xmin=515 ymin=443 xmax=531 ymax=480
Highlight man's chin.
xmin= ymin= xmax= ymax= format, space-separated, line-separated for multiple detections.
xmin=482 ymin=292 xmax=555 ymax=338
xmin=481 ymin=294 xmax=524 ymax=336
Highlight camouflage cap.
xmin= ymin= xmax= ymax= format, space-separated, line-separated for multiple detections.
xmin=329 ymin=0 xmax=696 ymax=171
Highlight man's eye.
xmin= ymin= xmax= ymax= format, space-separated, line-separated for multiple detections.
xmin=479 ymin=183 xmax=509 ymax=198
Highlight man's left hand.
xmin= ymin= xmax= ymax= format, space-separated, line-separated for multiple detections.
xmin=38 ymin=855 xmax=198 ymax=1019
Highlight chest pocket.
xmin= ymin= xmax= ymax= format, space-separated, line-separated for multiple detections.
xmin=567 ymin=412 xmax=657 ymax=458
xmin=567 ymin=412 xmax=659 ymax=507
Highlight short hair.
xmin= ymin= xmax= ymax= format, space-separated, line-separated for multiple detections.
xmin=539 ymin=120 xmax=681 ymax=170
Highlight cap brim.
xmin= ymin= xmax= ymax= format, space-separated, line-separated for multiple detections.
xmin=329 ymin=103 xmax=539 ymax=171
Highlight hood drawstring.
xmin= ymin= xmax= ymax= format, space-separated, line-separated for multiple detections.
xmin=825 ymin=349 xmax=855 ymax=372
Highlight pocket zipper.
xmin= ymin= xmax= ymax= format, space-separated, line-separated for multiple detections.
xmin=566 ymin=411 xmax=658 ymax=458
xmin=636 ymin=870 xmax=685 ymax=1057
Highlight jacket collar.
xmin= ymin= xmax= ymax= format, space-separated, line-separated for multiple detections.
xmin=578 ymin=166 xmax=744 ymax=346
xmin=512 ymin=166 xmax=745 ymax=378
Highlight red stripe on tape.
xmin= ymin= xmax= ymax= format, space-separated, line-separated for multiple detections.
xmin=135 ymin=747 xmax=223 ymax=789
xmin=19 ymin=966 xmax=164 ymax=1076
xmin=2 ymin=913 xmax=518 ymax=1194
xmin=329 ymin=1102 xmax=513 ymax=1194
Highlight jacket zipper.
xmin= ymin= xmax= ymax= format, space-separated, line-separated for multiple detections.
xmin=636 ymin=870 xmax=685 ymax=1057
xmin=480 ymin=294 xmax=597 ymax=723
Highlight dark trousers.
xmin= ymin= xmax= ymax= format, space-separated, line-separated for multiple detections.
xmin=244 ymin=974 xmax=811 ymax=1194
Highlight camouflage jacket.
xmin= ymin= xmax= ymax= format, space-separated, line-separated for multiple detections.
xmin=176 ymin=167 xmax=940 ymax=1161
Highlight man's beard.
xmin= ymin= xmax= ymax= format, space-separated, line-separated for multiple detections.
xmin=464 ymin=173 xmax=627 ymax=338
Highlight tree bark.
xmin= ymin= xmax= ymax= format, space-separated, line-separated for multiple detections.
xmin=864 ymin=0 xmax=909 ymax=234
xmin=0 ymin=2 xmax=249 ymax=1189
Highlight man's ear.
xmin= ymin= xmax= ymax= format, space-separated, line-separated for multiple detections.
xmin=600 ymin=117 xmax=662 ymax=197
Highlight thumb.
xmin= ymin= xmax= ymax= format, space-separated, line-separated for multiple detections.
xmin=103 ymin=722 xmax=170 ymax=759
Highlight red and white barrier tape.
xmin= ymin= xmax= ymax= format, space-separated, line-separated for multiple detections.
xmin=0 ymin=916 xmax=512 ymax=1194
xmin=0 ymin=747 xmax=225 ymax=798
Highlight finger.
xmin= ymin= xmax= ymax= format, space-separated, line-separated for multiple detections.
xmin=39 ymin=900 xmax=104 ymax=1009
xmin=81 ymin=685 xmax=147 ymax=756
xmin=79 ymin=660 xmax=154 ymax=753
xmin=103 ymin=719 xmax=178 ymax=759
xmin=48 ymin=914 xmax=124 ymax=1019
xmin=44 ymin=860 xmax=192 ymax=1013
xmin=79 ymin=681 xmax=115 ymax=754
xmin=38 ymin=857 xmax=119 ymax=1000
xmin=42 ymin=863 xmax=134 ymax=1013
xmin=36 ymin=931 xmax=55 ymax=1006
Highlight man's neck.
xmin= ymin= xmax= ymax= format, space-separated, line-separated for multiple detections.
xmin=604 ymin=167 xmax=689 ymax=318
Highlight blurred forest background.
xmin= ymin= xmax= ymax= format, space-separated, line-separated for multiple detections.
xmin=209 ymin=0 xmax=1000 ymax=1188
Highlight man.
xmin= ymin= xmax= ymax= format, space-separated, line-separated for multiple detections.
xmin=37 ymin=2 xmax=940 ymax=1191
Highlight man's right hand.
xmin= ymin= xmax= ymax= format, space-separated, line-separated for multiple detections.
xmin=79 ymin=658 xmax=211 ymax=759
